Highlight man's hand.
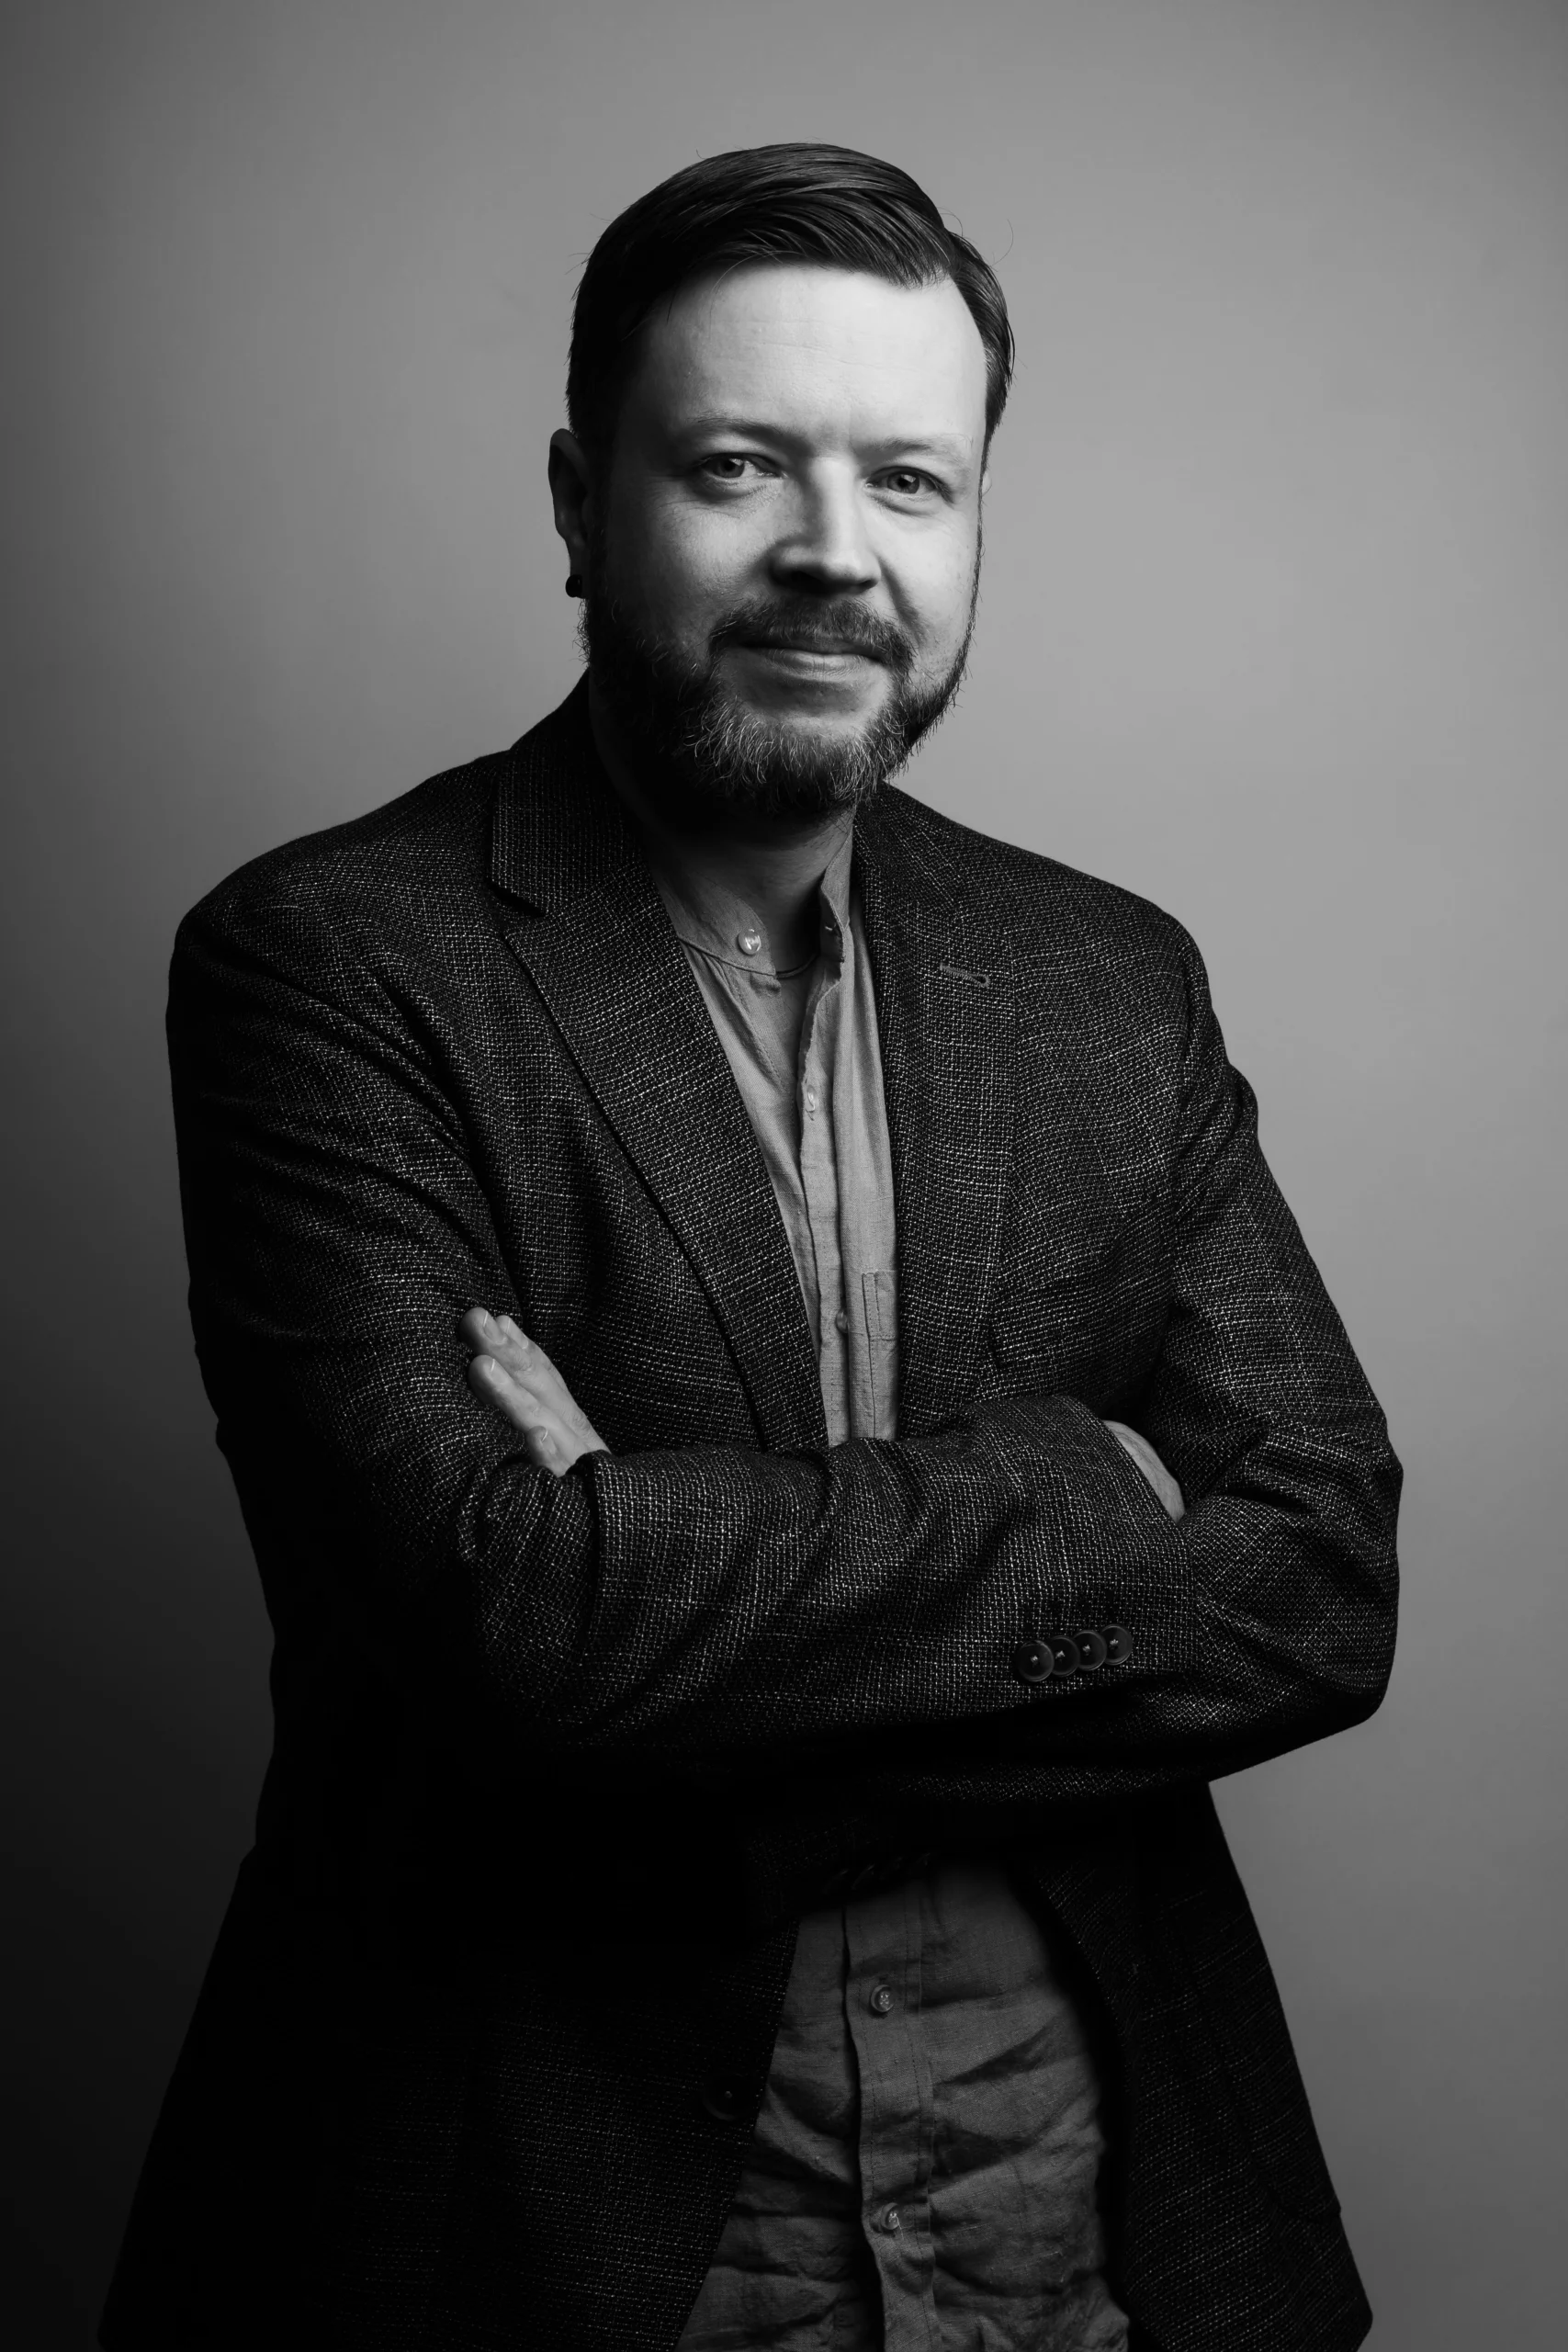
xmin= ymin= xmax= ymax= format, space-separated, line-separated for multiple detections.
xmin=460 ymin=1307 xmax=610 ymax=1477
xmin=1105 ymin=1419 xmax=1186 ymax=1521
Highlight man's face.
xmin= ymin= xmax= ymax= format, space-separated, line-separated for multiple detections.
xmin=564 ymin=263 xmax=990 ymax=821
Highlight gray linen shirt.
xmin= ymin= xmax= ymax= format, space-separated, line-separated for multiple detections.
xmin=649 ymin=829 xmax=1129 ymax=2352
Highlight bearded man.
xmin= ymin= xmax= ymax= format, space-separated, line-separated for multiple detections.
xmin=103 ymin=145 xmax=1399 ymax=2352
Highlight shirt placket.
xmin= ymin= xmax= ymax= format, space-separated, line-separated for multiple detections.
xmin=842 ymin=1880 xmax=939 ymax=2349
xmin=797 ymin=956 xmax=849 ymax=1445
xmin=828 ymin=903 xmax=899 ymax=1445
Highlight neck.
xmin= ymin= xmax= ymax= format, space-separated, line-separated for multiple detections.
xmin=588 ymin=684 xmax=853 ymax=969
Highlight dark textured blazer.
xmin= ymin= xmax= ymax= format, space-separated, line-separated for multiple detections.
xmin=104 ymin=681 xmax=1400 ymax=2352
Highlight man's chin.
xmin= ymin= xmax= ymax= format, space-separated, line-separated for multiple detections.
xmin=718 ymin=705 xmax=886 ymax=756
xmin=679 ymin=715 xmax=887 ymax=821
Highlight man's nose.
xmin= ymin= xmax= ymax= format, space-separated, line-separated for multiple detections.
xmin=770 ymin=476 xmax=879 ymax=594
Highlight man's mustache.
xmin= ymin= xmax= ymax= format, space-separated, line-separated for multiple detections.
xmin=707 ymin=600 xmax=915 ymax=673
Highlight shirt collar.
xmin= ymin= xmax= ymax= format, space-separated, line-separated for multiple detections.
xmin=650 ymin=820 xmax=855 ymax=980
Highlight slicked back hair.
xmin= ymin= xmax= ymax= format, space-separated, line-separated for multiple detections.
xmin=566 ymin=142 xmax=1013 ymax=458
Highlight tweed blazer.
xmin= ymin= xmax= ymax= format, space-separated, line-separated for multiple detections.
xmin=104 ymin=680 xmax=1400 ymax=2352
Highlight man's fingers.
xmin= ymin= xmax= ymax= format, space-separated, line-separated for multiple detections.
xmin=491 ymin=1316 xmax=589 ymax=1416
xmin=461 ymin=1307 xmax=611 ymax=1471
xmin=520 ymin=1422 xmax=567 ymax=1473
xmin=461 ymin=1308 xmax=568 ymax=1396
xmin=461 ymin=1306 xmax=539 ymax=1374
xmin=467 ymin=1357 xmax=573 ymax=1466
xmin=465 ymin=1351 xmax=537 ymax=1430
xmin=463 ymin=1310 xmax=592 ymax=1422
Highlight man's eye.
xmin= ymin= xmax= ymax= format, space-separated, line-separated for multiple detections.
xmin=699 ymin=455 xmax=764 ymax=482
xmin=879 ymin=469 xmax=935 ymax=498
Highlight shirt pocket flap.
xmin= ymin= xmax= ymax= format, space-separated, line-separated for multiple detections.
xmin=862 ymin=1267 xmax=897 ymax=1347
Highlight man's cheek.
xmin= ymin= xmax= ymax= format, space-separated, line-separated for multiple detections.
xmin=647 ymin=503 xmax=760 ymax=602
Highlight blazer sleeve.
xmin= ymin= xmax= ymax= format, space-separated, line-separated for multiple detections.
xmin=168 ymin=886 xmax=1393 ymax=1785
xmin=1109 ymin=926 xmax=1402 ymax=1780
xmin=871 ymin=924 xmax=1402 ymax=1816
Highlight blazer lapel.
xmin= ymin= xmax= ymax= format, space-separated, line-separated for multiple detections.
xmin=855 ymin=793 xmax=1016 ymax=1440
xmin=488 ymin=686 xmax=826 ymax=1453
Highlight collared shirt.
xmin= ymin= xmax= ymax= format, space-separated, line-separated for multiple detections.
xmin=649 ymin=830 xmax=1128 ymax=2352
xmin=656 ymin=826 xmax=896 ymax=1445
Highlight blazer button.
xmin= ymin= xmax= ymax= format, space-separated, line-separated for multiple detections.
xmin=1011 ymin=1637 xmax=1053 ymax=1686
xmin=1071 ymin=1628 xmax=1109 ymax=1670
xmin=698 ymin=2077 xmax=747 ymax=2123
xmin=1102 ymin=1623 xmax=1135 ymax=1665
xmin=1049 ymin=1634 xmax=1083 ymax=1676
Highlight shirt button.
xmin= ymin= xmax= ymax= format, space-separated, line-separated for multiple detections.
xmin=877 ymin=2202 xmax=902 ymax=2234
xmin=833 ymin=1309 xmax=849 ymax=1335
xmin=736 ymin=928 xmax=762 ymax=956
xmin=804 ymin=1084 xmax=818 ymax=1114
xmin=869 ymin=1982 xmax=896 ymax=2015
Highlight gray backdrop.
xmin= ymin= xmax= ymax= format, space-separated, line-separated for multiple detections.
xmin=5 ymin=3 xmax=1564 ymax=2345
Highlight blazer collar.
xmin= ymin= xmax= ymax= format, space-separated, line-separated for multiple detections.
xmin=490 ymin=682 xmax=826 ymax=1452
xmin=490 ymin=674 xmax=640 ymax=913
xmin=489 ymin=684 xmax=1014 ymax=1449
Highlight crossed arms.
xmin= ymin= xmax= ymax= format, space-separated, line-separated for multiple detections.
xmin=459 ymin=1305 xmax=1186 ymax=1521
xmin=169 ymin=884 xmax=1399 ymax=1801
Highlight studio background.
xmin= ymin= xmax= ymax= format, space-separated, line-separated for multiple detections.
xmin=5 ymin=2 xmax=1564 ymax=2345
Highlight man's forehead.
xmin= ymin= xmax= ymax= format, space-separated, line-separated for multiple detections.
xmin=630 ymin=264 xmax=988 ymax=444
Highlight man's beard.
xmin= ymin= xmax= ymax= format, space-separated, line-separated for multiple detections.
xmin=581 ymin=571 xmax=976 ymax=824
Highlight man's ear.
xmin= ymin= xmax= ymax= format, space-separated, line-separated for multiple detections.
xmin=549 ymin=430 xmax=595 ymax=588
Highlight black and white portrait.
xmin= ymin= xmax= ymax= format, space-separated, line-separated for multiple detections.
xmin=4 ymin=7 xmax=1563 ymax=2350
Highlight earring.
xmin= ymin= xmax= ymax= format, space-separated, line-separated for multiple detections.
xmin=565 ymin=572 xmax=583 ymax=598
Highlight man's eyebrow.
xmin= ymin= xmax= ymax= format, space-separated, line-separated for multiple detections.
xmin=863 ymin=434 xmax=971 ymax=467
xmin=670 ymin=415 xmax=793 ymax=446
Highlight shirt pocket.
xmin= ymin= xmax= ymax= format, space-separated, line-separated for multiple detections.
xmin=862 ymin=1268 xmax=899 ymax=1440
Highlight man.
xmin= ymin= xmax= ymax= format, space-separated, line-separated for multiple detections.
xmin=103 ymin=144 xmax=1399 ymax=2352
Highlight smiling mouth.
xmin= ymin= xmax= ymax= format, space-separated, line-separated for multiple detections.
xmin=737 ymin=637 xmax=881 ymax=662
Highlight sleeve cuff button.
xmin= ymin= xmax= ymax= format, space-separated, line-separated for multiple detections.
xmin=1010 ymin=1637 xmax=1053 ymax=1686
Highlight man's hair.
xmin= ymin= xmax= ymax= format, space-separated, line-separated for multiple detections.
xmin=566 ymin=141 xmax=1014 ymax=457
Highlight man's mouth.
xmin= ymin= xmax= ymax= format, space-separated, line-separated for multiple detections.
xmin=734 ymin=634 xmax=882 ymax=662
xmin=708 ymin=602 xmax=913 ymax=678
